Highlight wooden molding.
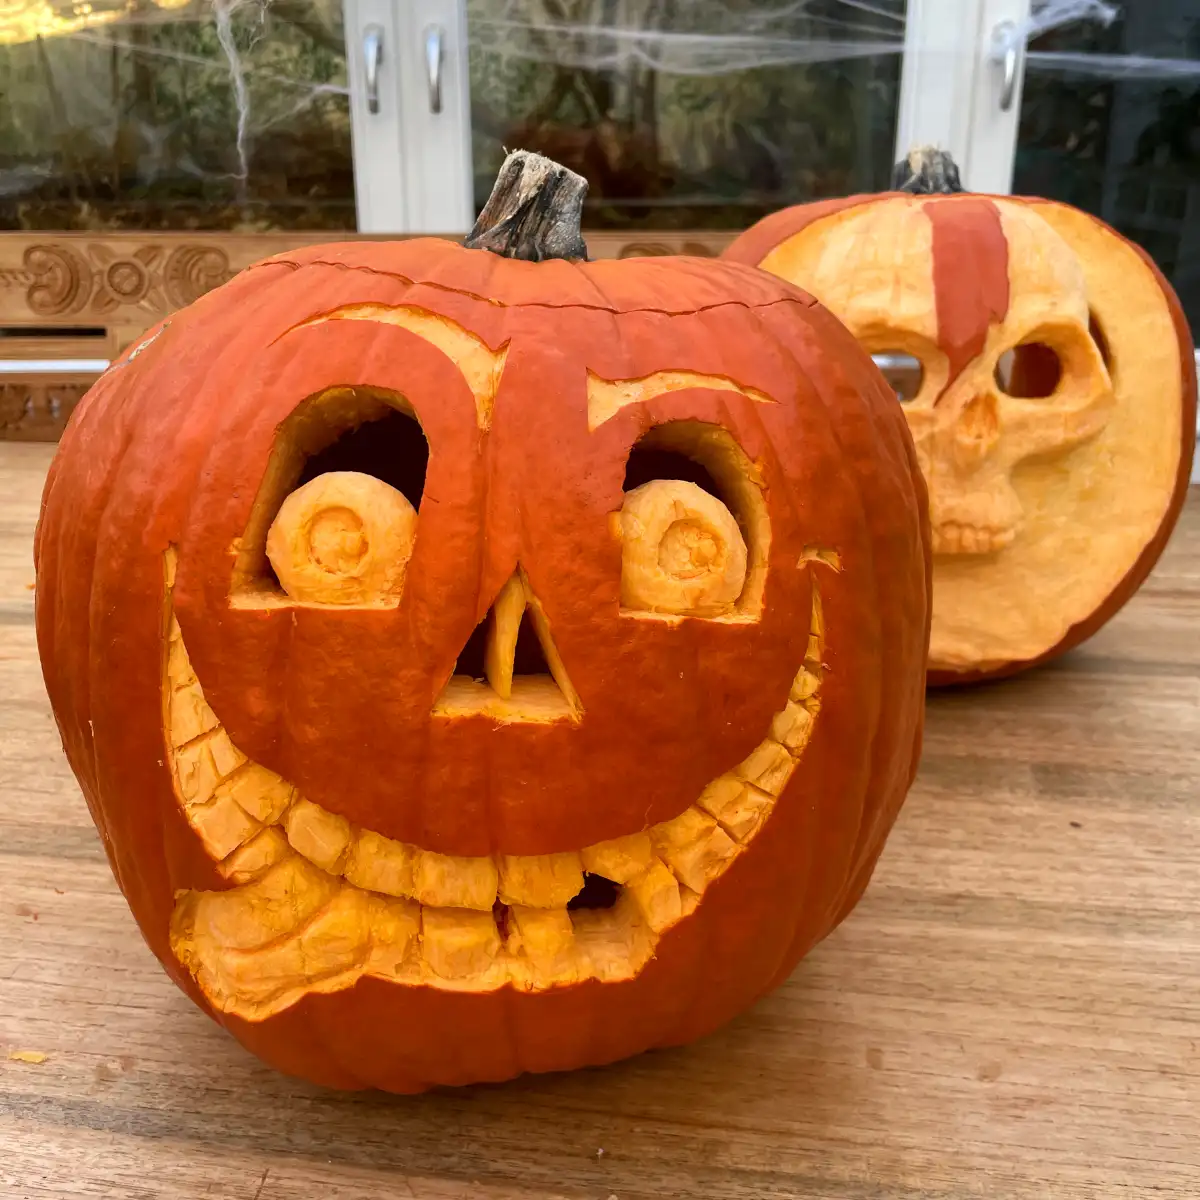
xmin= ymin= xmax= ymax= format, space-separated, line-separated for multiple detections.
xmin=0 ymin=230 xmax=736 ymax=441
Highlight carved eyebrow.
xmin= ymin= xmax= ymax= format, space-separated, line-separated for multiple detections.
xmin=586 ymin=369 xmax=774 ymax=432
xmin=286 ymin=303 xmax=508 ymax=431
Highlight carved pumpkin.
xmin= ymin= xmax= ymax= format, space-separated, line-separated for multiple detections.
xmin=34 ymin=153 xmax=930 ymax=1092
xmin=725 ymin=148 xmax=1197 ymax=684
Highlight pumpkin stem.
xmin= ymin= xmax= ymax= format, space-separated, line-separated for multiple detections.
xmin=465 ymin=149 xmax=589 ymax=262
xmin=892 ymin=146 xmax=966 ymax=195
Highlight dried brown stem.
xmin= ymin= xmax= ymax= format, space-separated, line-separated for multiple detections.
xmin=465 ymin=149 xmax=589 ymax=262
xmin=892 ymin=146 xmax=967 ymax=195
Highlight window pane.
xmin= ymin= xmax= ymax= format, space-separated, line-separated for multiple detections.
xmin=0 ymin=0 xmax=355 ymax=231
xmin=465 ymin=1 xmax=907 ymax=231
xmin=1012 ymin=3 xmax=1200 ymax=332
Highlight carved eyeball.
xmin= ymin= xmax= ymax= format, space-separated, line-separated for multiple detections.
xmin=266 ymin=471 xmax=417 ymax=604
xmin=620 ymin=479 xmax=747 ymax=616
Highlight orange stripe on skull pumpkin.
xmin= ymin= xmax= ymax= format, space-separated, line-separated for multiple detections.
xmin=725 ymin=147 xmax=1196 ymax=685
xmin=33 ymin=151 xmax=930 ymax=1093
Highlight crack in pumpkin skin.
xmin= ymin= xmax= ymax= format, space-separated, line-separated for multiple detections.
xmin=250 ymin=252 xmax=821 ymax=317
xmin=165 ymin=560 xmax=831 ymax=1020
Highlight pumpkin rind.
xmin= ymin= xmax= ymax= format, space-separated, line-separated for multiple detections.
xmin=726 ymin=186 xmax=1196 ymax=684
xmin=35 ymin=231 xmax=930 ymax=1092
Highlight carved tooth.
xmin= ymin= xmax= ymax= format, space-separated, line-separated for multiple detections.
xmin=422 ymin=908 xmax=501 ymax=979
xmin=173 ymin=738 xmax=222 ymax=808
xmin=167 ymin=623 xmax=197 ymax=692
xmin=810 ymin=585 xmax=826 ymax=639
xmin=171 ymin=678 xmax=221 ymax=747
xmin=197 ymin=889 xmax=375 ymax=1012
xmin=207 ymin=726 xmax=247 ymax=779
xmin=625 ymin=859 xmax=683 ymax=933
xmin=697 ymin=776 xmax=773 ymax=842
xmin=343 ymin=829 xmax=417 ymax=898
xmin=413 ymin=850 xmax=499 ymax=911
xmin=570 ymin=897 xmax=653 ymax=982
xmin=189 ymin=795 xmax=263 ymax=861
xmin=579 ymin=832 xmax=654 ymax=884
xmin=497 ymin=851 xmax=584 ymax=908
xmin=789 ymin=667 xmax=822 ymax=702
xmin=219 ymin=826 xmax=293 ymax=884
xmin=507 ymin=905 xmax=575 ymax=960
xmin=185 ymin=856 xmax=340 ymax=952
xmin=365 ymin=894 xmax=421 ymax=977
xmin=770 ymin=701 xmax=815 ymax=753
xmin=283 ymin=797 xmax=353 ymax=874
xmin=736 ymin=739 xmax=795 ymax=796
xmin=651 ymin=808 xmax=738 ymax=894
xmin=216 ymin=762 xmax=296 ymax=824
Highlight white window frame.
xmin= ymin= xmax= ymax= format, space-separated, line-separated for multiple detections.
xmin=344 ymin=0 xmax=473 ymax=233
xmin=893 ymin=0 xmax=1032 ymax=192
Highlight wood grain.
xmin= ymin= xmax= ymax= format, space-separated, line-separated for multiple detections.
xmin=1 ymin=441 xmax=1197 ymax=1198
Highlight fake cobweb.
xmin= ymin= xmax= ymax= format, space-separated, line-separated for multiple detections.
xmin=0 ymin=0 xmax=1190 ymax=231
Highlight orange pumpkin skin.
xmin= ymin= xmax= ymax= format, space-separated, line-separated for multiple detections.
xmin=34 ymin=236 xmax=929 ymax=1092
xmin=726 ymin=190 xmax=1196 ymax=686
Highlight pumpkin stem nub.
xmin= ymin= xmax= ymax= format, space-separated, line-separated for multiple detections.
xmin=465 ymin=149 xmax=589 ymax=262
xmin=892 ymin=146 xmax=966 ymax=195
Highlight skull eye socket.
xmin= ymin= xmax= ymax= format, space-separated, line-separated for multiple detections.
xmin=994 ymin=311 xmax=1111 ymax=403
xmin=618 ymin=420 xmax=768 ymax=620
xmin=995 ymin=343 xmax=1063 ymax=399
xmin=871 ymin=350 xmax=926 ymax=404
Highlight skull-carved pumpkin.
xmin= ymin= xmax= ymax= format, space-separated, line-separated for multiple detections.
xmin=725 ymin=148 xmax=1196 ymax=683
xmin=34 ymin=153 xmax=930 ymax=1092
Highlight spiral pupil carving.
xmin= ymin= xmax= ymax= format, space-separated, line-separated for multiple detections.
xmin=309 ymin=507 xmax=367 ymax=574
xmin=659 ymin=519 xmax=721 ymax=579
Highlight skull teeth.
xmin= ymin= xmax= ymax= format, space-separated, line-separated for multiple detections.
xmin=163 ymin=561 xmax=829 ymax=1018
xmin=933 ymin=521 xmax=1016 ymax=556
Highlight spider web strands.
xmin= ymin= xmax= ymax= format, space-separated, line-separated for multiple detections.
xmin=1026 ymin=52 xmax=1200 ymax=81
xmin=470 ymin=22 xmax=905 ymax=77
xmin=59 ymin=28 xmax=349 ymax=96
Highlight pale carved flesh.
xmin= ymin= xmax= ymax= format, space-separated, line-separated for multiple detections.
xmin=167 ymin=476 xmax=833 ymax=1019
xmin=759 ymin=197 xmax=1115 ymax=556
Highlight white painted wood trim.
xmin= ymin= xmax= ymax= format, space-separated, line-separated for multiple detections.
xmin=343 ymin=0 xmax=473 ymax=233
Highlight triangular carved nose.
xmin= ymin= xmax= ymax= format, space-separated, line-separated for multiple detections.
xmin=434 ymin=569 xmax=580 ymax=722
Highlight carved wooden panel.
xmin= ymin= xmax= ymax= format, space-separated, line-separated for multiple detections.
xmin=0 ymin=230 xmax=736 ymax=441
xmin=0 ymin=375 xmax=93 ymax=441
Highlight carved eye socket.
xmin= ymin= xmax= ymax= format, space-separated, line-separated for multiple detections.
xmin=266 ymin=471 xmax=417 ymax=605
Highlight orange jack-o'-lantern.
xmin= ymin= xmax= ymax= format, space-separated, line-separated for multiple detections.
xmin=725 ymin=148 xmax=1196 ymax=684
xmin=35 ymin=153 xmax=930 ymax=1092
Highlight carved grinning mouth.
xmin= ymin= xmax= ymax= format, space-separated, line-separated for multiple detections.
xmin=166 ymin=553 xmax=830 ymax=1021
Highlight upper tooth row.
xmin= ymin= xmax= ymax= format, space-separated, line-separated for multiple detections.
xmin=166 ymin=592 xmax=824 ymax=919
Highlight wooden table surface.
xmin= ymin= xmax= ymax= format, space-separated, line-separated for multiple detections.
xmin=2 ymin=441 xmax=1197 ymax=1199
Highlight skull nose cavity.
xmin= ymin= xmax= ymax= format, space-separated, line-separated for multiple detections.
xmin=434 ymin=569 xmax=581 ymax=722
xmin=953 ymin=392 xmax=1001 ymax=467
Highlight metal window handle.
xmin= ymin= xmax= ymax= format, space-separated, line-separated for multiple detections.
xmin=363 ymin=25 xmax=383 ymax=114
xmin=425 ymin=25 xmax=444 ymax=114
xmin=991 ymin=19 xmax=1020 ymax=112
